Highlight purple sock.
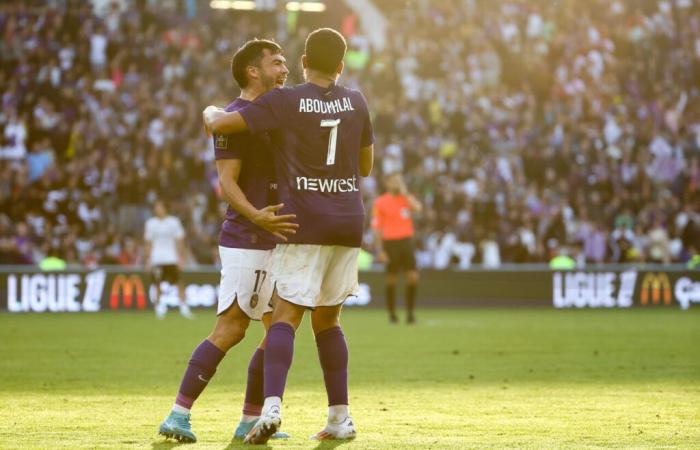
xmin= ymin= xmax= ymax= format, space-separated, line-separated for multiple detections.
xmin=316 ymin=326 xmax=349 ymax=406
xmin=175 ymin=339 xmax=225 ymax=409
xmin=264 ymin=322 xmax=295 ymax=399
xmin=242 ymin=348 xmax=264 ymax=416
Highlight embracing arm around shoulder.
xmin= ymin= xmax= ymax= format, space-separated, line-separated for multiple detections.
xmin=203 ymin=106 xmax=249 ymax=135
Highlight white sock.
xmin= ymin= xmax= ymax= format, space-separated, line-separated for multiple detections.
xmin=328 ymin=404 xmax=349 ymax=424
xmin=262 ymin=396 xmax=282 ymax=414
xmin=241 ymin=414 xmax=259 ymax=423
xmin=172 ymin=404 xmax=190 ymax=415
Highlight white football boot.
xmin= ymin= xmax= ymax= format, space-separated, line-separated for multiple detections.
xmin=311 ymin=415 xmax=356 ymax=441
xmin=243 ymin=404 xmax=281 ymax=445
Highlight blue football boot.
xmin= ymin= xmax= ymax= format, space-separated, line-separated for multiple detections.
xmin=234 ymin=418 xmax=290 ymax=440
xmin=158 ymin=411 xmax=197 ymax=443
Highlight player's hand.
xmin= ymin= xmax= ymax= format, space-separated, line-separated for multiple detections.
xmin=203 ymin=105 xmax=224 ymax=136
xmin=376 ymin=250 xmax=388 ymax=264
xmin=251 ymin=203 xmax=299 ymax=241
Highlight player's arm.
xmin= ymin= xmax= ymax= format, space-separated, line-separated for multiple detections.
xmin=203 ymin=106 xmax=248 ymax=135
xmin=371 ymin=203 xmax=388 ymax=263
xmin=176 ymin=237 xmax=186 ymax=269
xmin=143 ymin=241 xmax=152 ymax=270
xmin=204 ymin=90 xmax=283 ymax=136
xmin=359 ymin=144 xmax=374 ymax=177
xmin=174 ymin=219 xmax=186 ymax=269
xmin=405 ymin=194 xmax=422 ymax=213
xmin=399 ymin=176 xmax=422 ymax=213
xmin=373 ymin=230 xmax=388 ymax=264
xmin=216 ymin=159 xmax=298 ymax=241
xmin=143 ymin=223 xmax=152 ymax=270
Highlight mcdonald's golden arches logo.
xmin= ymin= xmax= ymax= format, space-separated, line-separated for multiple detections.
xmin=639 ymin=272 xmax=672 ymax=306
xmin=110 ymin=275 xmax=146 ymax=310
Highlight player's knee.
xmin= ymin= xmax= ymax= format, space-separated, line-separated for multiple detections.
xmin=311 ymin=306 xmax=342 ymax=335
xmin=386 ymin=273 xmax=398 ymax=285
xmin=271 ymin=300 xmax=304 ymax=329
xmin=406 ymin=271 xmax=419 ymax=284
xmin=208 ymin=319 xmax=248 ymax=350
xmin=311 ymin=314 xmax=339 ymax=335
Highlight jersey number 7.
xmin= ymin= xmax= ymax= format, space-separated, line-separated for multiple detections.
xmin=321 ymin=119 xmax=341 ymax=166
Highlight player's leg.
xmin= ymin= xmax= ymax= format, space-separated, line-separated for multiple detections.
xmin=405 ymin=270 xmax=419 ymax=323
xmin=160 ymin=247 xmax=265 ymax=443
xmin=152 ymin=266 xmax=167 ymax=319
xmin=159 ymin=303 xmax=251 ymax=443
xmin=169 ymin=265 xmax=193 ymax=319
xmin=244 ymin=295 xmax=305 ymax=444
xmin=236 ymin=316 xmax=267 ymax=436
xmin=403 ymin=239 xmax=419 ymax=323
xmin=234 ymin=301 xmax=290 ymax=440
xmin=309 ymin=245 xmax=360 ymax=440
xmin=245 ymin=244 xmax=323 ymax=444
xmin=384 ymin=241 xmax=399 ymax=322
xmin=384 ymin=239 xmax=401 ymax=322
xmin=176 ymin=281 xmax=193 ymax=318
xmin=310 ymin=304 xmax=355 ymax=440
xmin=385 ymin=271 xmax=398 ymax=323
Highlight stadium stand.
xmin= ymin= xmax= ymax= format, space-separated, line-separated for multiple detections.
xmin=0 ymin=0 xmax=698 ymax=267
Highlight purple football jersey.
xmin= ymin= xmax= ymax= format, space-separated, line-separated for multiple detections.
xmin=238 ymin=83 xmax=374 ymax=247
xmin=214 ymin=98 xmax=277 ymax=250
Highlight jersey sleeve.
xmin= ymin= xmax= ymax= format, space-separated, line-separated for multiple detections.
xmin=238 ymin=88 xmax=286 ymax=134
xmin=213 ymin=132 xmax=246 ymax=160
xmin=358 ymin=91 xmax=375 ymax=147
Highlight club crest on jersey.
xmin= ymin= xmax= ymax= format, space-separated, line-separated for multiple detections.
xmin=214 ymin=134 xmax=228 ymax=149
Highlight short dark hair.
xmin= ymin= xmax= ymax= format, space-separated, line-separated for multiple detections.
xmin=305 ymin=28 xmax=346 ymax=75
xmin=231 ymin=39 xmax=283 ymax=88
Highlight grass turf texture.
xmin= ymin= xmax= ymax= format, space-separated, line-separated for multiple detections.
xmin=0 ymin=309 xmax=698 ymax=449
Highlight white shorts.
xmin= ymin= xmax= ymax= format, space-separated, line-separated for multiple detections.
xmin=217 ymin=246 xmax=274 ymax=320
xmin=271 ymin=244 xmax=359 ymax=308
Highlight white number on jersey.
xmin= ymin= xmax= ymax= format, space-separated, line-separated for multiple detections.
xmin=321 ymin=119 xmax=341 ymax=165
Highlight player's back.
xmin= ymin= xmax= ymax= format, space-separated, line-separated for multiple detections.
xmin=240 ymin=82 xmax=374 ymax=248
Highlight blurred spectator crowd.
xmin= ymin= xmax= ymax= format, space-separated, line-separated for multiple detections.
xmin=0 ymin=0 xmax=699 ymax=268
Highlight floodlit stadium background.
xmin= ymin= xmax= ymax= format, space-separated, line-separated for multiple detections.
xmin=1 ymin=0 xmax=698 ymax=270
xmin=1 ymin=1 xmax=699 ymax=449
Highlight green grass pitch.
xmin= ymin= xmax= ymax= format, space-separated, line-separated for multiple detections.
xmin=1 ymin=308 xmax=699 ymax=449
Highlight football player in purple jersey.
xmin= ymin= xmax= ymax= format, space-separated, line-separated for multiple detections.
xmin=203 ymin=28 xmax=374 ymax=444
xmin=158 ymin=39 xmax=297 ymax=444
